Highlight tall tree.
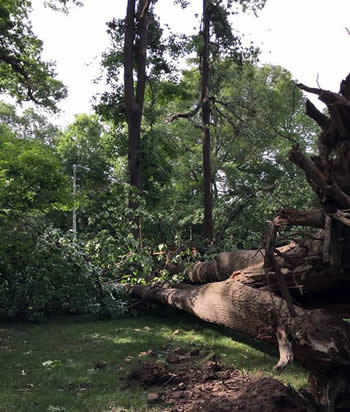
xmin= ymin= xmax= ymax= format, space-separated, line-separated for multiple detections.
xmin=97 ymin=0 xmax=187 ymax=245
xmin=166 ymin=62 xmax=317 ymax=247
xmin=169 ymin=0 xmax=266 ymax=242
xmin=124 ymin=0 xmax=151 ymax=244
xmin=201 ymin=0 xmax=213 ymax=241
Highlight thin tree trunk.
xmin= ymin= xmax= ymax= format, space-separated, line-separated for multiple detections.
xmin=201 ymin=0 xmax=213 ymax=242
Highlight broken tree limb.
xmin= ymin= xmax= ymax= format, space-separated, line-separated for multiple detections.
xmin=289 ymin=147 xmax=350 ymax=209
xmin=305 ymin=99 xmax=330 ymax=129
xmin=264 ymin=222 xmax=296 ymax=318
xmin=188 ymin=249 xmax=264 ymax=283
xmin=273 ymin=325 xmax=294 ymax=371
xmin=273 ymin=208 xmax=325 ymax=228
xmin=271 ymin=258 xmax=297 ymax=318
xmin=295 ymin=82 xmax=350 ymax=109
xmin=264 ymin=222 xmax=278 ymax=269
xmin=185 ymin=236 xmax=350 ymax=302
xmin=294 ymin=82 xmax=323 ymax=97
xmin=167 ymin=100 xmax=203 ymax=122
xmin=329 ymin=209 xmax=350 ymax=227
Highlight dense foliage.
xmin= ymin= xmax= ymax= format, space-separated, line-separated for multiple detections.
xmin=0 ymin=0 xmax=66 ymax=110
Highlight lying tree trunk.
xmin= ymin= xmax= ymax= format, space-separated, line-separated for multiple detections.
xmin=187 ymin=237 xmax=350 ymax=318
xmin=188 ymin=249 xmax=265 ymax=283
xmin=187 ymin=241 xmax=322 ymax=291
xmin=130 ymin=279 xmax=350 ymax=409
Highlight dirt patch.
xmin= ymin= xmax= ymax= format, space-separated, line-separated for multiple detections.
xmin=125 ymin=351 xmax=316 ymax=411
xmin=126 ymin=362 xmax=172 ymax=387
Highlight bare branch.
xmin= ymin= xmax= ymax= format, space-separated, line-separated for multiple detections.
xmin=273 ymin=208 xmax=325 ymax=228
xmin=323 ymin=215 xmax=332 ymax=263
xmin=274 ymin=326 xmax=294 ymax=371
xmin=295 ymin=82 xmax=322 ymax=96
xmin=329 ymin=209 xmax=350 ymax=227
xmin=316 ymin=73 xmax=322 ymax=89
xmin=168 ymin=100 xmax=203 ymax=123
xmin=139 ymin=0 xmax=151 ymax=19
xmin=305 ymin=99 xmax=330 ymax=129
xmin=269 ymin=119 xmax=299 ymax=145
xmin=296 ymin=82 xmax=350 ymax=109
xmin=289 ymin=147 xmax=350 ymax=209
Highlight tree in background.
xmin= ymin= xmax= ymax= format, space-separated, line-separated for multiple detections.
xmin=0 ymin=101 xmax=60 ymax=145
xmin=169 ymin=0 xmax=266 ymax=242
xmin=211 ymin=63 xmax=318 ymax=246
xmin=0 ymin=124 xmax=69 ymax=220
xmin=97 ymin=0 xmax=188 ymax=245
xmin=56 ymin=113 xmax=120 ymax=235
xmin=57 ymin=114 xmax=113 ymax=185
xmin=0 ymin=0 xmax=66 ymax=110
xmin=166 ymin=62 xmax=318 ymax=248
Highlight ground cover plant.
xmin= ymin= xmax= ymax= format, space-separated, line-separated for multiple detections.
xmin=0 ymin=309 xmax=308 ymax=411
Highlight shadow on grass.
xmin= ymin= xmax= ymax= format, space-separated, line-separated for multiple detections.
xmin=0 ymin=306 xmax=308 ymax=412
xmin=147 ymin=306 xmax=307 ymax=386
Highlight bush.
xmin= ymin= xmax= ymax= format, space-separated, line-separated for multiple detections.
xmin=93 ymin=282 xmax=129 ymax=319
xmin=0 ymin=219 xmax=129 ymax=320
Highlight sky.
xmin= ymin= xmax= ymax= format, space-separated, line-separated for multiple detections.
xmin=29 ymin=0 xmax=350 ymax=127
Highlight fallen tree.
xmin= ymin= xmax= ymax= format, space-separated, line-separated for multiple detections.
xmin=129 ymin=75 xmax=350 ymax=410
xmin=130 ymin=280 xmax=350 ymax=409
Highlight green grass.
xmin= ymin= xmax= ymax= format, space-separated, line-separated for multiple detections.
xmin=0 ymin=308 xmax=308 ymax=411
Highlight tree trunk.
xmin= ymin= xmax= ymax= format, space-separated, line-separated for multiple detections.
xmin=130 ymin=279 xmax=350 ymax=409
xmin=201 ymin=0 xmax=213 ymax=242
xmin=124 ymin=0 xmax=150 ymax=244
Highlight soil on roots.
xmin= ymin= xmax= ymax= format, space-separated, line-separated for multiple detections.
xmin=125 ymin=350 xmax=316 ymax=411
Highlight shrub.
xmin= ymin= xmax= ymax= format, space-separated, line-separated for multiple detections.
xmin=0 ymin=219 xmax=129 ymax=320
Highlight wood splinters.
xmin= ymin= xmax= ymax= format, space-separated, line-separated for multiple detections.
xmin=273 ymin=326 xmax=294 ymax=372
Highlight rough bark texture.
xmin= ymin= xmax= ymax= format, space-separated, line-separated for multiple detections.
xmin=130 ymin=281 xmax=350 ymax=371
xmin=188 ymin=250 xmax=265 ymax=283
xmin=130 ymin=279 xmax=350 ymax=410
xmin=201 ymin=0 xmax=213 ymax=242
xmin=124 ymin=0 xmax=151 ymax=244
xmin=187 ymin=241 xmax=324 ymax=292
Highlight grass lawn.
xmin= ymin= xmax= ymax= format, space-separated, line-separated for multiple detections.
xmin=0 ymin=308 xmax=308 ymax=411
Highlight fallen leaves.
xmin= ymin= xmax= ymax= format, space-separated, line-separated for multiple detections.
xmin=42 ymin=360 xmax=62 ymax=368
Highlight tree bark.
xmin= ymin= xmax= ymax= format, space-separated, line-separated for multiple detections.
xmin=201 ymin=0 xmax=214 ymax=242
xmin=124 ymin=0 xmax=151 ymax=244
xmin=130 ymin=279 xmax=350 ymax=409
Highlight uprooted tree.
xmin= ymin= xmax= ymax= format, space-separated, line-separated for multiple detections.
xmin=130 ymin=75 xmax=350 ymax=410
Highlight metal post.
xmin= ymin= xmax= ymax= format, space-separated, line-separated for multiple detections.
xmin=72 ymin=164 xmax=90 ymax=242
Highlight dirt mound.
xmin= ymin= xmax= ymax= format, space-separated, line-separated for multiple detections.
xmin=126 ymin=352 xmax=316 ymax=411
xmin=126 ymin=362 xmax=172 ymax=387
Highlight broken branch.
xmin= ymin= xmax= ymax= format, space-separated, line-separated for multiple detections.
xmin=168 ymin=100 xmax=203 ymax=122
